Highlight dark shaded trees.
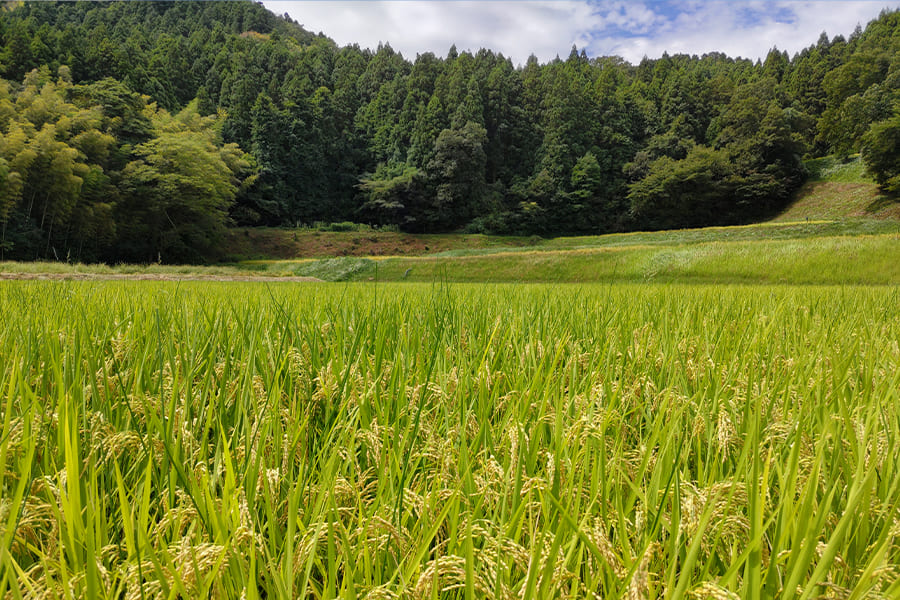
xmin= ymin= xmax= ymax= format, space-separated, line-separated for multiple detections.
xmin=425 ymin=121 xmax=488 ymax=230
xmin=629 ymin=146 xmax=736 ymax=229
xmin=862 ymin=113 xmax=900 ymax=194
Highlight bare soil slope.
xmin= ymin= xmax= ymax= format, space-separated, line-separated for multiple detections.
xmin=222 ymin=229 xmax=537 ymax=260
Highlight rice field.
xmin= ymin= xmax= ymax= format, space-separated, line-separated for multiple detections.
xmin=1 ymin=280 xmax=899 ymax=599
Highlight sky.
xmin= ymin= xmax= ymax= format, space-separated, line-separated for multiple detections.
xmin=261 ymin=0 xmax=896 ymax=65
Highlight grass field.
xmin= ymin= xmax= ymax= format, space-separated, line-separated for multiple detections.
xmin=252 ymin=227 xmax=900 ymax=284
xmin=227 ymin=207 xmax=900 ymax=264
xmin=6 ymin=219 xmax=899 ymax=286
xmin=1 ymin=281 xmax=899 ymax=598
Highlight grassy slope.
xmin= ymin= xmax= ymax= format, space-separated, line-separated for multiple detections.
xmin=775 ymin=182 xmax=900 ymax=221
xmin=775 ymin=156 xmax=900 ymax=221
xmin=254 ymin=233 xmax=900 ymax=284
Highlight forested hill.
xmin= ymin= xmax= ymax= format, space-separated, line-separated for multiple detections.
xmin=1 ymin=2 xmax=900 ymax=263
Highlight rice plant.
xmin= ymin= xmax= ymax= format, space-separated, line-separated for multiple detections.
xmin=0 ymin=281 xmax=898 ymax=598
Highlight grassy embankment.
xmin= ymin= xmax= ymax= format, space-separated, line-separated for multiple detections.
xmin=1 ymin=281 xmax=898 ymax=598
xmin=5 ymin=218 xmax=897 ymax=284
xmin=247 ymin=222 xmax=899 ymax=284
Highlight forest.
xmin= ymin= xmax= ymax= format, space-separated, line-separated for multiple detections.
xmin=1 ymin=1 xmax=900 ymax=262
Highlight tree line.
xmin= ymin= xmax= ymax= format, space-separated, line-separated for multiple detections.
xmin=1 ymin=1 xmax=899 ymax=262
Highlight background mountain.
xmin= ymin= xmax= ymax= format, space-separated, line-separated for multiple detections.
xmin=1 ymin=1 xmax=899 ymax=262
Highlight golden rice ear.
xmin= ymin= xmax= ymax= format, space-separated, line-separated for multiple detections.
xmin=625 ymin=542 xmax=655 ymax=600
xmin=689 ymin=581 xmax=740 ymax=600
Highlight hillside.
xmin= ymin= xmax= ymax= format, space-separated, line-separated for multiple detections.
xmin=774 ymin=156 xmax=900 ymax=221
xmin=222 ymin=152 xmax=900 ymax=266
xmin=777 ymin=182 xmax=900 ymax=221
xmin=3 ymin=2 xmax=900 ymax=263
xmin=222 ymin=227 xmax=539 ymax=260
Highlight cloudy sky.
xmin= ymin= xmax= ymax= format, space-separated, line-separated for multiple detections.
xmin=261 ymin=1 xmax=895 ymax=64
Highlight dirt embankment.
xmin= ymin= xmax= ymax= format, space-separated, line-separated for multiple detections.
xmin=223 ymin=229 xmax=534 ymax=260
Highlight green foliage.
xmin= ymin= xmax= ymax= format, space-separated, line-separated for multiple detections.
xmin=357 ymin=163 xmax=427 ymax=228
xmin=118 ymin=103 xmax=252 ymax=262
xmin=569 ymin=151 xmax=604 ymax=200
xmin=804 ymin=155 xmax=870 ymax=183
xmin=568 ymin=150 xmax=626 ymax=231
xmin=65 ymin=77 xmax=153 ymax=148
xmin=0 ymin=67 xmax=254 ymax=262
xmin=861 ymin=114 xmax=900 ymax=194
xmin=318 ymin=221 xmax=368 ymax=232
xmin=2 ymin=2 xmax=900 ymax=256
xmin=816 ymin=10 xmax=900 ymax=157
xmin=425 ymin=121 xmax=488 ymax=229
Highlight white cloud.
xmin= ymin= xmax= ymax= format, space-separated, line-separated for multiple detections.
xmin=264 ymin=1 xmax=602 ymax=63
xmin=597 ymin=1 xmax=892 ymax=62
xmin=262 ymin=1 xmax=895 ymax=65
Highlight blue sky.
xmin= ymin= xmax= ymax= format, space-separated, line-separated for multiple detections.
xmin=262 ymin=1 xmax=895 ymax=64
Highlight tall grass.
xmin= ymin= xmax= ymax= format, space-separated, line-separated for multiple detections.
xmin=1 ymin=281 xmax=898 ymax=598
xmin=283 ymin=233 xmax=900 ymax=284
